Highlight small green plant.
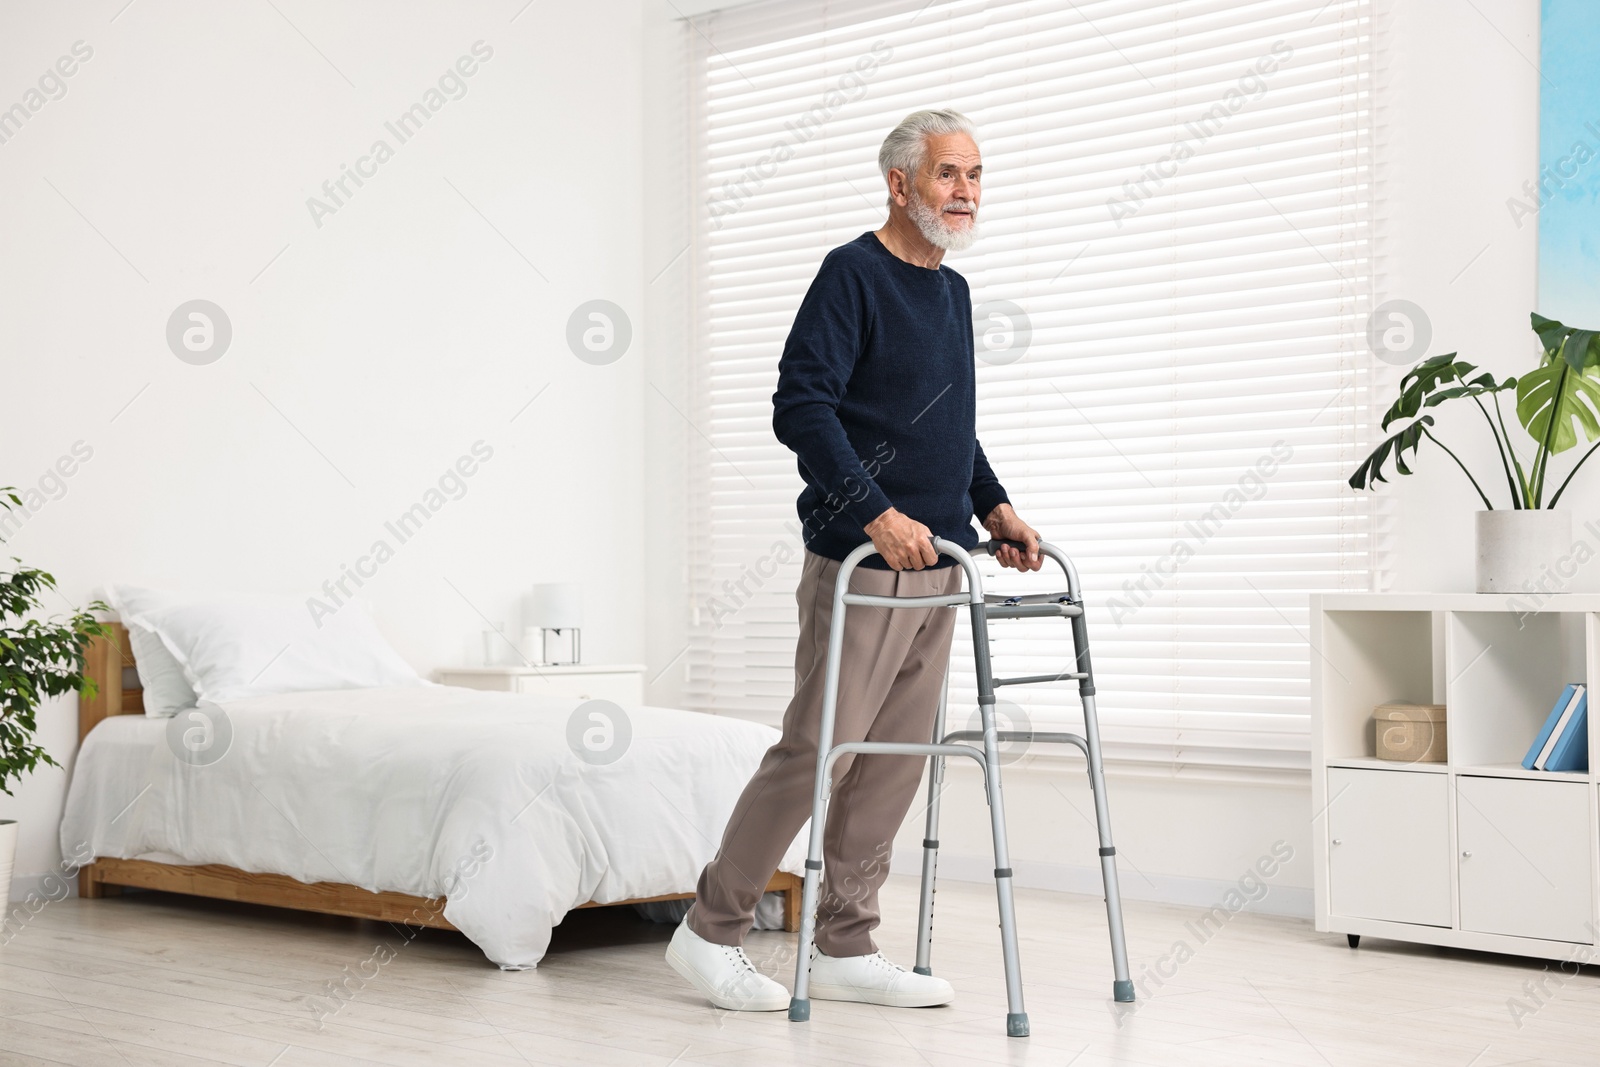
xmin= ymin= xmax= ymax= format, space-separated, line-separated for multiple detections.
xmin=0 ymin=488 xmax=109 ymax=796
xmin=1350 ymin=313 xmax=1600 ymax=508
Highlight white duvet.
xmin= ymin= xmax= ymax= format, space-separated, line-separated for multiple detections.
xmin=59 ymin=685 xmax=806 ymax=969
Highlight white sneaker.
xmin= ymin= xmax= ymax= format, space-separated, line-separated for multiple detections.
xmin=807 ymin=948 xmax=955 ymax=1007
xmin=665 ymin=919 xmax=790 ymax=1011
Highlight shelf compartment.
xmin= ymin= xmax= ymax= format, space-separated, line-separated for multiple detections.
xmin=1444 ymin=611 xmax=1587 ymax=769
xmin=1318 ymin=610 xmax=1436 ymax=762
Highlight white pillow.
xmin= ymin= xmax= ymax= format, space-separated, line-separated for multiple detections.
xmin=128 ymin=620 xmax=201 ymax=716
xmin=102 ymin=583 xmax=422 ymax=705
xmin=98 ymin=586 xmax=198 ymax=717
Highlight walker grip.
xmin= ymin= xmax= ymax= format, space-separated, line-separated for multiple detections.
xmin=988 ymin=538 xmax=1034 ymax=555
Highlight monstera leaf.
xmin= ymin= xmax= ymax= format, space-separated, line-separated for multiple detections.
xmin=1350 ymin=414 xmax=1439 ymax=489
xmin=1531 ymin=314 xmax=1600 ymax=372
xmin=1378 ymin=354 xmax=1504 ymax=431
xmin=1349 ymin=313 xmax=1600 ymax=509
xmin=1517 ymin=361 xmax=1600 ymax=453
xmin=1350 ymin=355 xmax=1510 ymax=508
xmin=1518 ymin=315 xmax=1600 ymax=505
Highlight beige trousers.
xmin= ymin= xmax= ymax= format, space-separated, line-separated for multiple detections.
xmin=685 ymin=547 xmax=962 ymax=957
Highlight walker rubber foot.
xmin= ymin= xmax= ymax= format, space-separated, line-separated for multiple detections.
xmin=913 ymin=966 xmax=933 ymax=976
xmin=1113 ymin=979 xmax=1135 ymax=1003
xmin=788 ymin=998 xmax=810 ymax=1022
xmin=1006 ymin=1012 xmax=1030 ymax=1037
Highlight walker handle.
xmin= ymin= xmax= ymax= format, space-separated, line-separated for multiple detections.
xmin=986 ymin=538 xmax=1035 ymax=555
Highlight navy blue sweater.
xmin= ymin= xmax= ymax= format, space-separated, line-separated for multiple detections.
xmin=771 ymin=230 xmax=1010 ymax=570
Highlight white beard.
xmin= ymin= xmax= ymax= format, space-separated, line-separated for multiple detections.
xmin=908 ymin=190 xmax=979 ymax=252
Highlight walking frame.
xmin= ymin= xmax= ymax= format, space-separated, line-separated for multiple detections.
xmin=787 ymin=535 xmax=1135 ymax=1038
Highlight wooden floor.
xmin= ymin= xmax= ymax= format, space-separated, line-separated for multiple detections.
xmin=1 ymin=875 xmax=1595 ymax=1066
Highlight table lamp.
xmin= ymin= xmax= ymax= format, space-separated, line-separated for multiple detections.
xmin=523 ymin=582 xmax=583 ymax=666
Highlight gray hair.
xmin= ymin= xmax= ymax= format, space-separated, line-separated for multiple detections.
xmin=878 ymin=109 xmax=978 ymax=208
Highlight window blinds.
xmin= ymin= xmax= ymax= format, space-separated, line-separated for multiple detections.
xmin=684 ymin=0 xmax=1376 ymax=774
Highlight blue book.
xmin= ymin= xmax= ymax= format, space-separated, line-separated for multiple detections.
xmin=1523 ymin=684 xmax=1580 ymax=769
xmin=1534 ymin=684 xmax=1585 ymax=769
xmin=1545 ymin=688 xmax=1589 ymax=773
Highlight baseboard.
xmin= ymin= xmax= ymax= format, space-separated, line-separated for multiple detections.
xmin=5 ymin=872 xmax=79 ymax=940
xmin=10 ymin=872 xmax=70 ymax=903
xmin=922 ymin=851 xmax=1312 ymax=920
xmin=19 ymin=859 xmax=1313 ymax=923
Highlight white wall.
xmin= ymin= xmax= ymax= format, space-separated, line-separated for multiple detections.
xmin=2 ymin=0 xmax=645 ymax=892
xmin=6 ymin=0 xmax=1579 ymax=915
xmin=1363 ymin=13 xmax=1600 ymax=911
xmin=926 ymin=0 xmax=1597 ymax=912
xmin=1379 ymin=0 xmax=1595 ymax=593
xmin=641 ymin=0 xmax=695 ymax=717
xmin=645 ymin=0 xmax=1576 ymax=917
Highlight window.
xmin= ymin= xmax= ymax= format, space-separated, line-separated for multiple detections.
xmin=685 ymin=0 xmax=1376 ymax=774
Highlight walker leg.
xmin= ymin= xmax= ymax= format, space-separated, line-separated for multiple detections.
xmin=969 ymin=602 xmax=1028 ymax=1038
xmin=1085 ymin=697 xmax=1134 ymax=1002
xmin=790 ymin=572 xmax=853 ymax=1023
xmin=1072 ymin=607 xmax=1134 ymax=1004
xmin=788 ymin=845 xmax=824 ymax=1022
xmin=789 ymin=776 xmax=833 ymax=1023
xmin=913 ymin=670 xmax=951 ymax=977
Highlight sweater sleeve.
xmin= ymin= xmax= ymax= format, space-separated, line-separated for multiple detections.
xmin=970 ymin=437 xmax=1010 ymax=524
xmin=956 ymin=274 xmax=1010 ymax=524
xmin=771 ymin=259 xmax=895 ymax=530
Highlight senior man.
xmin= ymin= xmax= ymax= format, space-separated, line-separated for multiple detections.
xmin=668 ymin=109 xmax=1042 ymax=1012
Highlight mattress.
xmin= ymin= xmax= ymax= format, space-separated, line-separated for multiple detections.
xmin=59 ymin=685 xmax=807 ymax=969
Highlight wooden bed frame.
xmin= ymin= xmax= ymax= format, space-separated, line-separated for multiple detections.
xmin=76 ymin=624 xmax=802 ymax=934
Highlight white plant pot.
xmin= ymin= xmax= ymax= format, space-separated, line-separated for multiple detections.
xmin=0 ymin=819 xmax=15 ymax=906
xmin=1475 ymin=509 xmax=1572 ymax=593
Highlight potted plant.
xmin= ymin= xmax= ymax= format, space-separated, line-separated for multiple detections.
xmin=1350 ymin=313 xmax=1600 ymax=592
xmin=0 ymin=488 xmax=108 ymax=904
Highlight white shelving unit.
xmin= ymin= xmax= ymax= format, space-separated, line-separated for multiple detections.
xmin=1312 ymin=593 xmax=1600 ymax=961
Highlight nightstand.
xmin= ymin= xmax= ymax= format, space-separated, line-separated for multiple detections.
xmin=435 ymin=664 xmax=646 ymax=705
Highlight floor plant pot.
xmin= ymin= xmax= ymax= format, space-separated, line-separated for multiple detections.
xmin=0 ymin=819 xmax=15 ymax=908
xmin=1475 ymin=509 xmax=1571 ymax=593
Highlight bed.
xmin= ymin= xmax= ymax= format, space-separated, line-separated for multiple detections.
xmin=66 ymin=623 xmax=803 ymax=968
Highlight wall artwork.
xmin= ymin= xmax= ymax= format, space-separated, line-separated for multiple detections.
xmin=1537 ymin=1 xmax=1600 ymax=324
